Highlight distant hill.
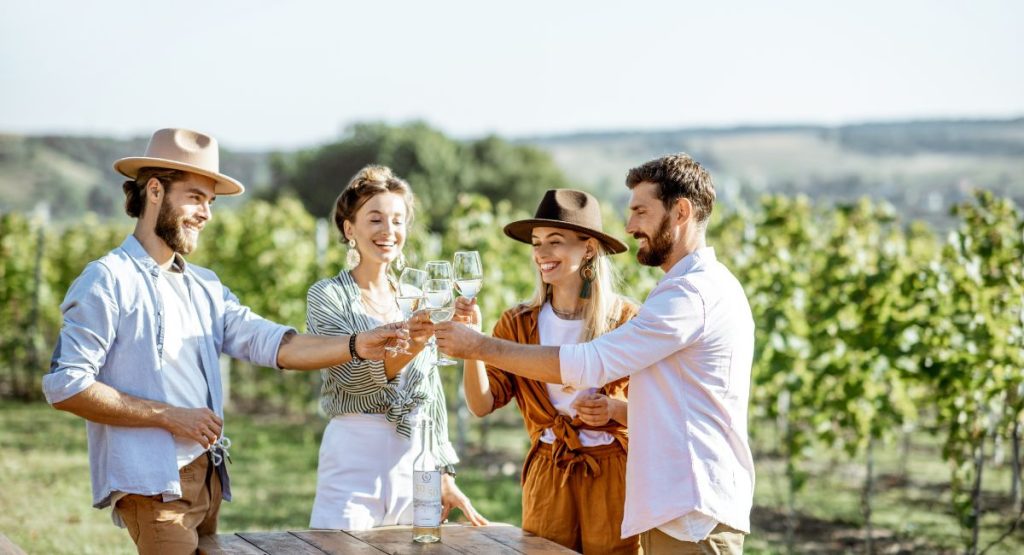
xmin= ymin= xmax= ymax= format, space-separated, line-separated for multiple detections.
xmin=522 ymin=118 xmax=1024 ymax=229
xmin=3 ymin=118 xmax=1022 ymax=229
xmin=0 ymin=134 xmax=269 ymax=222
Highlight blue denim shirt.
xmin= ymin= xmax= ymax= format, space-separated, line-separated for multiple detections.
xmin=42 ymin=235 xmax=294 ymax=509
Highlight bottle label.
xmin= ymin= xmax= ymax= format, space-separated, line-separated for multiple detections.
xmin=413 ymin=470 xmax=442 ymax=526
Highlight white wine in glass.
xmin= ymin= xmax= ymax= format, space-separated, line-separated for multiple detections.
xmin=423 ymin=278 xmax=457 ymax=367
xmin=392 ymin=268 xmax=428 ymax=356
xmin=424 ymin=280 xmax=454 ymax=323
xmin=397 ymin=295 xmax=421 ymax=317
xmin=453 ymin=251 xmax=483 ymax=299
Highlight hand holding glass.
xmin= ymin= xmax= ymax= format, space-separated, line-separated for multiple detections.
xmin=389 ymin=268 xmax=428 ymax=355
xmin=423 ymin=278 xmax=457 ymax=367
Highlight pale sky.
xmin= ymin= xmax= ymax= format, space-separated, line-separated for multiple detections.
xmin=2 ymin=0 xmax=1021 ymax=150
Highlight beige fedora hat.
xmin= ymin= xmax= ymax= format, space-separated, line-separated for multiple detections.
xmin=114 ymin=128 xmax=245 ymax=196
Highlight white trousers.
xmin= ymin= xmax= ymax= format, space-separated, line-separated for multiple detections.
xmin=309 ymin=413 xmax=419 ymax=530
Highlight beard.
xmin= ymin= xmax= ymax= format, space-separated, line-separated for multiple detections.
xmin=635 ymin=213 xmax=674 ymax=267
xmin=154 ymin=197 xmax=200 ymax=255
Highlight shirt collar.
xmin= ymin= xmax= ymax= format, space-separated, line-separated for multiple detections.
xmin=661 ymin=246 xmax=716 ymax=282
xmin=119 ymin=234 xmax=189 ymax=275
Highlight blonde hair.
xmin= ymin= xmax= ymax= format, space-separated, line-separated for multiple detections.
xmin=525 ymin=236 xmax=626 ymax=342
xmin=333 ymin=165 xmax=415 ymax=241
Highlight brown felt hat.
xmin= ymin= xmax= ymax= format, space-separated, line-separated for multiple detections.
xmin=503 ymin=189 xmax=628 ymax=254
xmin=114 ymin=128 xmax=245 ymax=196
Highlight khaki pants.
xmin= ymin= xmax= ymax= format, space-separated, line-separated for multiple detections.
xmin=114 ymin=453 xmax=222 ymax=555
xmin=522 ymin=442 xmax=640 ymax=554
xmin=639 ymin=524 xmax=744 ymax=555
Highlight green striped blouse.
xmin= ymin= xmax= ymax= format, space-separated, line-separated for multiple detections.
xmin=305 ymin=270 xmax=458 ymax=466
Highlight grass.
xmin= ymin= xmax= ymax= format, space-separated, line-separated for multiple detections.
xmin=2 ymin=400 xmax=1022 ymax=554
xmin=0 ymin=400 xmax=526 ymax=554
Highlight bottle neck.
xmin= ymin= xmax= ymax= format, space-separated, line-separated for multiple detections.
xmin=419 ymin=419 xmax=431 ymax=454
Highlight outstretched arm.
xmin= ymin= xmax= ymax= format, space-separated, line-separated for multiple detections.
xmin=275 ymin=325 xmax=409 ymax=371
xmin=434 ymin=321 xmax=562 ymax=384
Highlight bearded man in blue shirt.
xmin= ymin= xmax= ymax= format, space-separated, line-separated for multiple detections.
xmin=42 ymin=128 xmax=406 ymax=554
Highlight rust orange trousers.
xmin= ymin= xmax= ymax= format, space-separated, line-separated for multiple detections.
xmin=521 ymin=442 xmax=640 ymax=554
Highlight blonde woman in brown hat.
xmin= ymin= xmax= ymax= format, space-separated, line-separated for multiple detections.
xmin=306 ymin=164 xmax=488 ymax=531
xmin=453 ymin=189 xmax=640 ymax=554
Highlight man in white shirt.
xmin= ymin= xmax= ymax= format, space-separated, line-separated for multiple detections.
xmin=436 ymin=153 xmax=754 ymax=553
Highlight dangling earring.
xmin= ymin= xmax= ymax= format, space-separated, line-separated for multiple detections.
xmin=346 ymin=238 xmax=361 ymax=268
xmin=579 ymin=257 xmax=595 ymax=299
xmin=393 ymin=251 xmax=407 ymax=272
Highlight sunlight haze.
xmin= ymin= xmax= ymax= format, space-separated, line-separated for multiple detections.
xmin=1 ymin=0 xmax=1021 ymax=149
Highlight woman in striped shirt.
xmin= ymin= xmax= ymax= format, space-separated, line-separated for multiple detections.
xmin=307 ymin=165 xmax=487 ymax=530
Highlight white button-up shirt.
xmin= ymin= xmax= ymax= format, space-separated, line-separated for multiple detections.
xmin=559 ymin=247 xmax=755 ymax=539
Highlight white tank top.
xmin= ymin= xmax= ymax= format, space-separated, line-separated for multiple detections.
xmin=537 ymin=303 xmax=615 ymax=447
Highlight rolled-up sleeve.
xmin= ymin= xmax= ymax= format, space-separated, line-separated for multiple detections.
xmin=42 ymin=262 xmax=118 ymax=404
xmin=221 ymin=285 xmax=295 ymax=368
xmin=560 ymin=278 xmax=705 ymax=389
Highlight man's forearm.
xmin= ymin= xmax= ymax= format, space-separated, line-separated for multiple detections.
xmin=277 ymin=333 xmax=350 ymax=371
xmin=53 ymin=381 xmax=223 ymax=448
xmin=53 ymin=381 xmax=173 ymax=429
xmin=471 ymin=336 xmax=563 ymax=384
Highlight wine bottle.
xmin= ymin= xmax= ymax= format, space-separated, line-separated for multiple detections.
xmin=412 ymin=417 xmax=442 ymax=543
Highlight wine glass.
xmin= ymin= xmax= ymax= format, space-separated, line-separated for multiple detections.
xmin=453 ymin=251 xmax=483 ymax=299
xmin=425 ymin=260 xmax=453 ymax=282
xmin=423 ymin=278 xmax=457 ymax=367
xmin=389 ymin=268 xmax=427 ymax=356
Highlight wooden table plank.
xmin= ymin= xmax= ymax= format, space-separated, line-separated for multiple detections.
xmin=238 ymin=532 xmax=328 ymax=555
xmin=204 ymin=525 xmax=574 ymax=554
xmin=436 ymin=525 xmax=523 ymax=554
xmin=199 ymin=533 xmax=268 ymax=555
xmin=290 ymin=530 xmax=387 ymax=554
xmin=347 ymin=527 xmax=464 ymax=554
xmin=480 ymin=525 xmax=578 ymax=554
xmin=0 ymin=533 xmax=27 ymax=555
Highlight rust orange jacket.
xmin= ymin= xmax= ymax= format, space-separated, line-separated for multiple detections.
xmin=483 ymin=301 xmax=640 ymax=482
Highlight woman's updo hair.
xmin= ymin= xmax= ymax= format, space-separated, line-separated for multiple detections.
xmin=122 ymin=167 xmax=187 ymax=218
xmin=333 ymin=165 xmax=415 ymax=241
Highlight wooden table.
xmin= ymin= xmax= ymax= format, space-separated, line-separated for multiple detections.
xmin=199 ymin=525 xmax=578 ymax=554
xmin=0 ymin=533 xmax=27 ymax=555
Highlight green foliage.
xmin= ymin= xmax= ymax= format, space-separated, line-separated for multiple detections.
xmin=3 ymin=186 xmax=1023 ymax=551
xmin=268 ymin=122 xmax=568 ymax=233
xmin=0 ymin=212 xmax=128 ymax=398
xmin=0 ymin=212 xmax=45 ymax=397
xmin=806 ymin=199 xmax=918 ymax=454
xmin=921 ymin=191 xmax=1024 ymax=541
